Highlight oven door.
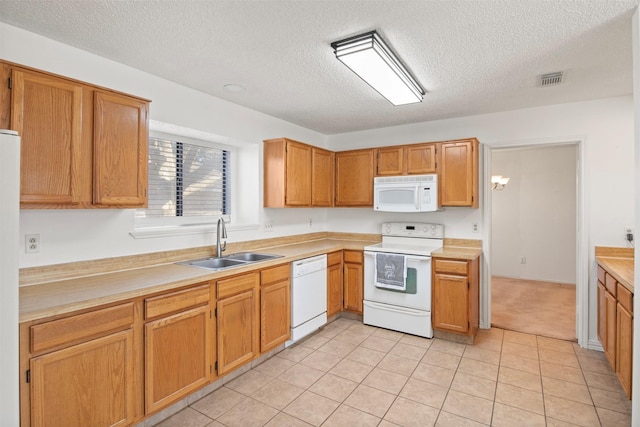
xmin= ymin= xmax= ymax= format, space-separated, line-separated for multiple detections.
xmin=364 ymin=251 xmax=431 ymax=311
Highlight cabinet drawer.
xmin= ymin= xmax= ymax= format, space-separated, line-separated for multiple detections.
xmin=617 ymin=284 xmax=633 ymax=315
xmin=605 ymin=272 xmax=617 ymax=296
xmin=343 ymin=250 xmax=363 ymax=264
xmin=434 ymin=259 xmax=468 ymax=275
xmin=327 ymin=251 xmax=342 ymax=266
xmin=597 ymin=266 xmax=606 ymax=285
xmin=30 ymin=302 xmax=134 ymax=354
xmin=145 ymin=284 xmax=210 ymax=320
xmin=261 ymin=264 xmax=290 ymax=286
xmin=218 ymin=272 xmax=259 ymax=299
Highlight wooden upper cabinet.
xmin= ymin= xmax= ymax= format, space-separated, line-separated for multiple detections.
xmin=311 ymin=147 xmax=334 ymax=206
xmin=375 ymin=146 xmax=404 ymax=176
xmin=375 ymin=143 xmax=438 ymax=176
xmin=263 ymin=138 xmax=312 ymax=207
xmin=285 ymin=141 xmax=312 ymax=206
xmin=1 ymin=60 xmax=150 ymax=209
xmin=406 ymin=143 xmax=438 ymax=174
xmin=335 ymin=149 xmax=374 ymax=207
xmin=93 ymin=91 xmax=148 ymax=207
xmin=10 ymin=68 xmax=83 ymax=205
xmin=263 ymin=138 xmax=334 ymax=208
xmin=440 ymin=139 xmax=479 ymax=208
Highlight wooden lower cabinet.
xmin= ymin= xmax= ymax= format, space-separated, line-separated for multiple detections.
xmin=217 ymin=273 xmax=260 ymax=376
xmin=343 ymin=250 xmax=363 ymax=314
xmin=260 ymin=264 xmax=291 ymax=352
xmin=617 ymin=303 xmax=633 ymax=397
xmin=327 ymin=251 xmax=343 ymax=317
xmin=21 ymin=302 xmax=138 ymax=427
xmin=30 ymin=330 xmax=134 ymax=427
xmin=433 ymin=273 xmax=469 ymax=333
xmin=604 ymin=290 xmax=617 ymax=367
xmin=432 ymin=257 xmax=480 ymax=336
xmin=144 ymin=284 xmax=212 ymax=414
xmin=597 ymin=264 xmax=634 ymax=398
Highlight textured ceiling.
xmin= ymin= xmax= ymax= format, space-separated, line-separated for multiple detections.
xmin=0 ymin=0 xmax=638 ymax=134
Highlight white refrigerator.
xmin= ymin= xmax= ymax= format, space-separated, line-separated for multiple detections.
xmin=0 ymin=129 xmax=20 ymax=426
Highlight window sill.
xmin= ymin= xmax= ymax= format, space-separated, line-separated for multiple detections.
xmin=130 ymin=223 xmax=260 ymax=239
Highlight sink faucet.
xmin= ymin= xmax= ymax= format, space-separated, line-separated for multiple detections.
xmin=216 ymin=217 xmax=227 ymax=257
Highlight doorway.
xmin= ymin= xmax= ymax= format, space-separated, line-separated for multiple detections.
xmin=488 ymin=143 xmax=578 ymax=341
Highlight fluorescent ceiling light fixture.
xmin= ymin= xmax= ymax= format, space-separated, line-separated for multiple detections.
xmin=331 ymin=30 xmax=425 ymax=106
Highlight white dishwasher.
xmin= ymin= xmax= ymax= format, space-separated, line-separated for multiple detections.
xmin=287 ymin=254 xmax=327 ymax=346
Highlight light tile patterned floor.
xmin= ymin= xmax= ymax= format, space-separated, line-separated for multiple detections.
xmin=154 ymin=319 xmax=631 ymax=427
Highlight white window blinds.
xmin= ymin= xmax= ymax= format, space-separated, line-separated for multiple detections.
xmin=138 ymin=137 xmax=230 ymax=219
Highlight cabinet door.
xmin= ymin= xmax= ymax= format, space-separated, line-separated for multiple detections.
xmin=285 ymin=141 xmax=312 ymax=206
xmin=327 ymin=262 xmax=343 ymax=317
xmin=616 ymin=304 xmax=633 ymax=398
xmin=440 ymin=140 xmax=478 ymax=207
xmin=335 ymin=149 xmax=374 ymax=206
xmin=11 ymin=69 xmax=83 ymax=205
xmin=433 ymin=273 xmax=469 ymax=333
xmin=261 ymin=280 xmax=291 ymax=352
xmin=597 ymin=283 xmax=607 ymax=347
xmin=93 ymin=91 xmax=148 ymax=207
xmin=406 ymin=143 xmax=437 ymax=174
xmin=376 ymin=146 xmax=404 ymax=176
xmin=311 ymin=147 xmax=334 ymax=206
xmin=145 ymin=306 xmax=211 ymax=413
xmin=30 ymin=330 xmax=134 ymax=427
xmin=217 ymin=289 xmax=257 ymax=375
xmin=343 ymin=256 xmax=363 ymax=314
xmin=604 ymin=290 xmax=617 ymax=368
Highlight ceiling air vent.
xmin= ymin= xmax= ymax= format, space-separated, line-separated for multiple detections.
xmin=539 ymin=71 xmax=564 ymax=87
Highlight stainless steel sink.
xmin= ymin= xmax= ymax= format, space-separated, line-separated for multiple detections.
xmin=177 ymin=252 xmax=282 ymax=271
xmin=226 ymin=252 xmax=282 ymax=262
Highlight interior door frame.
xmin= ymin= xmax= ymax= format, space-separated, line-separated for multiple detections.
xmin=481 ymin=138 xmax=588 ymax=347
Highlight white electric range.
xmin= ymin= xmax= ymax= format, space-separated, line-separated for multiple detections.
xmin=363 ymin=222 xmax=444 ymax=338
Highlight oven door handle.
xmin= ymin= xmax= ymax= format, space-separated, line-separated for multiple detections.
xmin=365 ymin=252 xmax=431 ymax=262
xmin=363 ymin=301 xmax=428 ymax=316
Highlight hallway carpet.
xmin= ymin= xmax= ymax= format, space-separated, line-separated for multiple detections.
xmin=491 ymin=276 xmax=576 ymax=341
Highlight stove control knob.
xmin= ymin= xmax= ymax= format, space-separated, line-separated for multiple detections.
xmin=423 ymin=227 xmax=428 ymax=232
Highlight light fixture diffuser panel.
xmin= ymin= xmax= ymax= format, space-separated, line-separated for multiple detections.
xmin=338 ymin=51 xmax=422 ymax=105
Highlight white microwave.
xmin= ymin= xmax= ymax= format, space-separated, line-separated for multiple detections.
xmin=373 ymin=174 xmax=438 ymax=212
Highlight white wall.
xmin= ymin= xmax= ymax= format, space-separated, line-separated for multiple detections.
xmin=0 ymin=23 xmax=329 ymax=268
xmin=491 ymin=145 xmax=577 ymax=283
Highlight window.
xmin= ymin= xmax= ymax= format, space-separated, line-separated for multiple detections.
xmin=136 ymin=136 xmax=230 ymax=226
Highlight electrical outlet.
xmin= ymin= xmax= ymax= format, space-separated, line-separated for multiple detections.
xmin=309 ymin=218 xmax=313 ymax=228
xmin=625 ymin=227 xmax=634 ymax=243
xmin=264 ymin=222 xmax=274 ymax=232
xmin=25 ymin=234 xmax=40 ymax=254
xmin=472 ymin=223 xmax=479 ymax=233
xmin=520 ymin=256 xmax=526 ymax=264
